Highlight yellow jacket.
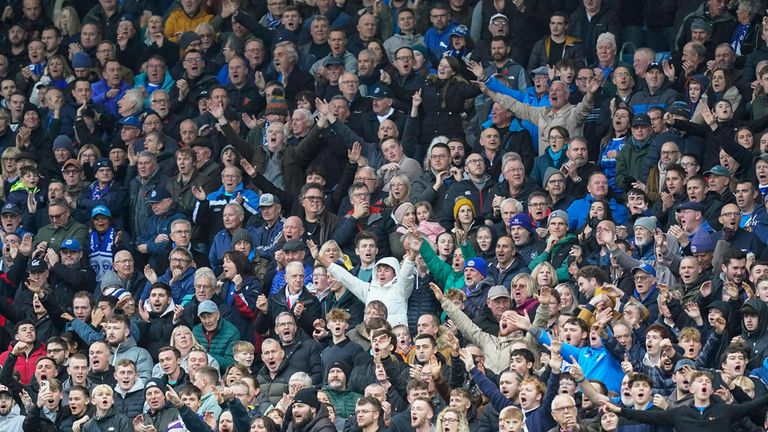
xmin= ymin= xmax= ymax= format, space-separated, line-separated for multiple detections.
xmin=164 ymin=9 xmax=213 ymax=42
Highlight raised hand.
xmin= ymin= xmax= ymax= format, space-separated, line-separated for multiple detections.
xmin=412 ymin=89 xmax=422 ymax=109
xmin=466 ymin=60 xmax=485 ymax=80
xmin=348 ymin=142 xmax=362 ymax=164
xmin=165 ymin=385 xmax=183 ymax=407
xmin=240 ymin=159 xmax=256 ymax=177
xmin=143 ymin=264 xmax=158 ymax=284
xmin=256 ymin=294 xmax=268 ymax=313
xmin=429 ymin=282 xmax=444 ymax=301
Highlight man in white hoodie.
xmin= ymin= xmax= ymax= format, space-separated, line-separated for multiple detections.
xmin=311 ymin=239 xmax=416 ymax=327
xmin=0 ymin=388 xmax=23 ymax=432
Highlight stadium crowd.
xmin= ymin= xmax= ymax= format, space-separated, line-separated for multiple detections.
xmin=5 ymin=0 xmax=768 ymax=431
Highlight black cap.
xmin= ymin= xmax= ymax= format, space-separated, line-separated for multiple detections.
xmin=293 ymin=388 xmax=320 ymax=409
xmin=29 ymin=258 xmax=48 ymax=273
xmin=1 ymin=203 xmax=21 ymax=216
xmin=676 ymin=201 xmax=703 ymax=212
xmin=282 ymin=239 xmax=304 ymax=252
xmin=369 ymin=84 xmax=394 ymax=100
xmin=95 ymin=158 xmax=113 ymax=171
xmin=147 ymin=187 xmax=171 ymax=203
xmin=325 ymin=57 xmax=345 ymax=67
xmin=190 ymin=137 xmax=213 ymax=150
xmin=631 ymin=114 xmax=651 ymax=127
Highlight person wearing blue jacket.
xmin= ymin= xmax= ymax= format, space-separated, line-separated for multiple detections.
xmin=208 ymin=202 xmax=259 ymax=275
xmin=566 ymin=172 xmax=629 ymax=231
xmin=140 ymin=247 xmax=196 ymax=306
xmin=137 ymin=187 xmax=186 ymax=270
xmin=529 ymin=321 xmax=623 ymax=393
xmin=423 ymin=3 xmax=458 ymax=63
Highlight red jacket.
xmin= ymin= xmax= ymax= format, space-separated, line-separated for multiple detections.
xmin=0 ymin=341 xmax=47 ymax=385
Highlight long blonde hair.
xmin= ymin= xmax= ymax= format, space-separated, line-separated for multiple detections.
xmin=435 ymin=408 xmax=470 ymax=432
xmin=56 ymin=6 xmax=82 ymax=37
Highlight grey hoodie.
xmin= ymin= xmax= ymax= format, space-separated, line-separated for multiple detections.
xmin=0 ymin=404 xmax=24 ymax=432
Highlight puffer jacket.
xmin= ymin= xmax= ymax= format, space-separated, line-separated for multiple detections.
xmin=193 ymin=318 xmax=240 ymax=373
xmin=286 ymin=404 xmax=337 ymax=432
xmin=0 ymin=342 xmax=46 ymax=385
xmin=21 ymin=404 xmax=70 ymax=432
xmin=348 ymin=350 xmax=410 ymax=395
xmin=464 ymin=277 xmax=497 ymax=320
xmin=110 ymin=337 xmax=154 ymax=382
xmin=82 ymin=406 xmax=133 ymax=432
xmin=327 ymin=257 xmax=415 ymax=327
xmin=282 ymin=331 xmax=323 ymax=385
xmin=114 ymin=378 xmax=146 ymax=420
xmin=407 ymin=272 xmax=443 ymax=334
xmin=256 ymin=360 xmax=301 ymax=406
xmin=136 ymin=302 xmax=176 ymax=361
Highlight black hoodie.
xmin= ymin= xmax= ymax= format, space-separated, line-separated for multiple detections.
xmin=742 ymin=298 xmax=768 ymax=369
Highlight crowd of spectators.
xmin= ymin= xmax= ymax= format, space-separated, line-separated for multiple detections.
xmin=5 ymin=0 xmax=768 ymax=431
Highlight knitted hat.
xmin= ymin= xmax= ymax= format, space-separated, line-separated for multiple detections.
xmin=464 ymin=257 xmax=488 ymax=277
xmin=548 ymin=209 xmax=568 ymax=225
xmin=52 ymin=135 xmax=74 ymax=156
xmin=144 ymin=378 xmax=165 ymax=396
xmin=264 ymin=94 xmax=289 ymax=117
xmin=509 ymin=213 xmax=535 ymax=233
xmin=327 ymin=360 xmax=351 ymax=378
xmin=690 ymin=230 xmax=715 ymax=253
xmin=393 ymin=202 xmax=415 ymax=224
xmin=294 ymin=388 xmax=320 ymax=409
xmin=22 ymin=103 xmax=38 ymax=120
xmin=71 ymin=51 xmax=93 ymax=69
xmin=453 ymin=197 xmax=476 ymax=220
xmin=542 ymin=167 xmax=563 ymax=187
xmin=179 ymin=32 xmax=201 ymax=51
xmin=633 ymin=216 xmax=657 ymax=233
xmin=412 ymin=45 xmax=429 ymax=59
xmin=231 ymin=228 xmax=253 ymax=248
xmin=100 ymin=271 xmax=124 ymax=291
xmin=691 ymin=18 xmax=713 ymax=34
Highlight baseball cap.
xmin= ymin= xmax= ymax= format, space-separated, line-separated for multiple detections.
xmin=29 ymin=258 xmax=48 ymax=273
xmin=631 ymin=114 xmax=651 ymax=127
xmin=197 ymin=300 xmax=219 ymax=316
xmin=631 ymin=262 xmax=656 ymax=278
xmin=59 ymin=238 xmax=82 ymax=252
xmin=147 ymin=187 xmax=171 ymax=203
xmin=1 ymin=203 xmax=21 ymax=216
xmin=487 ymin=285 xmax=511 ymax=300
xmin=259 ymin=194 xmax=280 ymax=207
xmin=91 ymin=205 xmax=112 ymax=218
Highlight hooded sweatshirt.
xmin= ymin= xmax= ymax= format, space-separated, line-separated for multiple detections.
xmin=742 ymin=298 xmax=768 ymax=370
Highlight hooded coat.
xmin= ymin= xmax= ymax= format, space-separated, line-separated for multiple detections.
xmin=327 ymin=257 xmax=415 ymax=327
xmin=742 ymin=298 xmax=768 ymax=370
xmin=110 ymin=337 xmax=154 ymax=382
xmin=82 ymin=406 xmax=133 ymax=432
xmin=114 ymin=378 xmax=146 ymax=420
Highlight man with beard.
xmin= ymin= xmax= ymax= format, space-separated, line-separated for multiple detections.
xmin=141 ymin=247 xmax=196 ymax=306
xmin=321 ymin=361 xmax=361 ymax=418
xmin=135 ymin=283 xmax=175 ymax=361
xmin=487 ymin=236 xmax=528 ymax=287
xmin=717 ymin=202 xmax=764 ymax=257
xmin=653 ymin=164 xmax=688 ymax=230
xmin=288 ymin=388 xmax=336 ymax=432
xmin=410 ymin=397 xmax=435 ymax=432
xmin=148 ymin=89 xmax=183 ymax=141
xmin=104 ymin=315 xmax=153 ymax=382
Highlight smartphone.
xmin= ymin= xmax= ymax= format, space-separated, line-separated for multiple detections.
xmin=40 ymin=380 xmax=49 ymax=393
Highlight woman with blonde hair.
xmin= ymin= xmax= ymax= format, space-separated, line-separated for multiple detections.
xmin=510 ymin=273 xmax=539 ymax=319
xmin=78 ymin=143 xmax=101 ymax=181
xmin=384 ymin=174 xmax=411 ymax=208
xmin=163 ymin=325 xmax=221 ymax=372
xmin=1 ymin=147 xmax=20 ymax=197
xmin=318 ymin=239 xmax=352 ymax=270
xmin=531 ymin=261 xmax=557 ymax=291
xmin=435 ymin=407 xmax=470 ymax=432
xmin=56 ymin=6 xmax=81 ymax=38
xmin=30 ymin=55 xmax=75 ymax=105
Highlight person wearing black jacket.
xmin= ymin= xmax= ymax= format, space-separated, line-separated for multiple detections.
xmin=605 ymin=369 xmax=768 ymax=432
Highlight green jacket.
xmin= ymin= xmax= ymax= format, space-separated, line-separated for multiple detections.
xmin=33 ymin=218 xmax=89 ymax=251
xmin=420 ymin=240 xmax=475 ymax=291
xmin=615 ymin=135 xmax=653 ymax=194
xmin=322 ymin=387 xmax=362 ymax=418
xmin=193 ymin=319 xmax=240 ymax=373
xmin=528 ymin=233 xmax=579 ymax=283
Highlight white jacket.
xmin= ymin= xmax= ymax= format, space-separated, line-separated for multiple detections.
xmin=328 ymin=257 xmax=415 ymax=326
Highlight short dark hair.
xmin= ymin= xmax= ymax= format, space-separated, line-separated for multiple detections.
xmin=628 ymin=372 xmax=653 ymax=388
xmin=414 ymin=334 xmax=437 ymax=348
xmin=722 ymin=249 xmax=747 ymax=267
xmin=576 ymin=266 xmax=609 ymax=285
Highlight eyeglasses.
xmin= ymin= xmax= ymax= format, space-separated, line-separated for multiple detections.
xmin=466 ymin=159 xmax=484 ymax=165
xmin=221 ymin=174 xmax=240 ymax=179
xmin=170 ymin=258 xmax=191 ymax=263
xmin=396 ymin=56 xmax=414 ymax=62
xmin=547 ymin=178 xmax=565 ymax=185
xmin=152 ymin=98 xmax=169 ymax=104
xmin=721 ymin=212 xmax=740 ymax=218
xmin=430 ymin=154 xmax=448 ymax=159
xmin=633 ymin=275 xmax=652 ymax=282
xmin=529 ymin=202 xmax=548 ymax=207
xmin=354 ymin=177 xmax=376 ymax=182
xmin=49 ymin=211 xmax=67 ymax=220
xmin=352 ymin=192 xmax=370 ymax=199
xmin=46 ymin=348 xmax=65 ymax=354
xmin=442 ymin=417 xmax=460 ymax=423
xmin=303 ymin=195 xmax=324 ymax=202
xmin=552 ymin=405 xmax=577 ymax=412
xmin=356 ymin=409 xmax=374 ymax=415
xmin=661 ymin=151 xmax=679 ymax=156
xmin=548 ymin=136 xmax=565 ymax=142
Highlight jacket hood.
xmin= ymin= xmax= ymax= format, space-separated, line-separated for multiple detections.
xmin=742 ymin=298 xmax=768 ymax=339
xmin=113 ymin=337 xmax=139 ymax=356
xmin=374 ymin=257 xmax=400 ymax=278
xmin=115 ymin=377 xmax=145 ymax=397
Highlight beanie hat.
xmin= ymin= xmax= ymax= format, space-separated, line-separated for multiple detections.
xmin=393 ymin=202 xmax=415 ymax=224
xmin=22 ymin=103 xmax=38 ymax=120
xmin=100 ymin=271 xmax=124 ymax=292
xmin=264 ymin=94 xmax=289 ymax=117
xmin=327 ymin=360 xmax=351 ymax=378
xmin=542 ymin=167 xmax=563 ymax=187
xmin=179 ymin=32 xmax=201 ymax=51
xmin=690 ymin=230 xmax=715 ymax=253
xmin=72 ymin=51 xmax=93 ymax=69
xmin=509 ymin=213 xmax=535 ymax=233
xmin=294 ymin=388 xmax=320 ymax=410
xmin=52 ymin=135 xmax=74 ymax=156
xmin=453 ymin=197 xmax=476 ymax=220
xmin=464 ymin=257 xmax=488 ymax=277
xmin=144 ymin=378 xmax=165 ymax=396
xmin=548 ymin=209 xmax=569 ymax=225
xmin=633 ymin=216 xmax=657 ymax=233
xmin=231 ymin=228 xmax=253 ymax=248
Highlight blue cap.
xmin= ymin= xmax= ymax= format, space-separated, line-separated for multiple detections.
xmin=449 ymin=25 xmax=468 ymax=38
xmin=59 ymin=238 xmax=82 ymax=252
xmin=119 ymin=116 xmax=141 ymax=128
xmin=631 ymin=263 xmax=656 ymax=278
xmin=508 ymin=213 xmax=535 ymax=233
xmin=464 ymin=257 xmax=488 ymax=277
xmin=91 ymin=205 xmax=112 ymax=218
xmin=690 ymin=230 xmax=715 ymax=253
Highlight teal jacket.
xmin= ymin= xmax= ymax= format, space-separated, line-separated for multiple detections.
xmin=193 ymin=319 xmax=240 ymax=373
xmin=528 ymin=233 xmax=579 ymax=283
xmin=420 ymin=240 xmax=475 ymax=291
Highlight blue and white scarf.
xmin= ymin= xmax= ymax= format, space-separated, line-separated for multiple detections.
xmin=89 ymin=227 xmax=116 ymax=283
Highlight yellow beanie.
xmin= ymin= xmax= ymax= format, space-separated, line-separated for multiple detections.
xmin=453 ymin=197 xmax=476 ymax=220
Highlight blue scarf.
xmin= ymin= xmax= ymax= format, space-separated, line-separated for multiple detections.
xmin=90 ymin=181 xmax=112 ymax=200
xmin=264 ymin=12 xmax=282 ymax=29
xmin=89 ymin=227 xmax=116 ymax=282
xmin=547 ymin=146 xmax=566 ymax=167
